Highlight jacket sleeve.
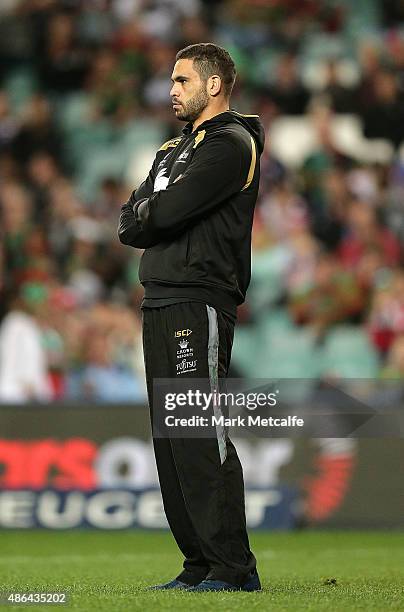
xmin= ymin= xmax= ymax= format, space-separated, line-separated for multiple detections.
xmin=117 ymin=199 xmax=161 ymax=248
xmin=134 ymin=135 xmax=250 ymax=241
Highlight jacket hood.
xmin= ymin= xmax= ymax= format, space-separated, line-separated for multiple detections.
xmin=183 ymin=110 xmax=266 ymax=154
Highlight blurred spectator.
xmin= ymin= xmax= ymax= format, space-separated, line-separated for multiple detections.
xmin=260 ymin=178 xmax=309 ymax=244
xmin=381 ymin=0 xmax=404 ymax=28
xmin=302 ymin=104 xmax=354 ymax=218
xmin=66 ymin=332 xmax=143 ymax=403
xmin=27 ymin=152 xmax=61 ymax=226
xmin=368 ymin=270 xmax=404 ymax=354
xmin=264 ymin=53 xmax=310 ymax=116
xmin=288 ymin=252 xmax=365 ymax=336
xmin=0 ymin=180 xmax=54 ymax=303
xmin=0 ymin=282 xmax=52 ymax=402
xmin=92 ymin=177 xmax=128 ymax=222
xmin=65 ymin=216 xmax=106 ymax=306
xmin=0 ymin=91 xmax=19 ymax=151
xmin=338 ymin=200 xmax=401 ymax=271
xmin=309 ymin=168 xmax=350 ymax=250
xmin=284 ymin=231 xmax=320 ymax=298
xmin=360 ymin=69 xmax=404 ymax=149
xmin=66 ymin=308 xmax=146 ymax=403
xmin=321 ymin=61 xmax=357 ymax=114
xmin=11 ymin=94 xmax=62 ymax=164
xmin=37 ymin=11 xmax=89 ymax=94
xmin=86 ymin=47 xmax=139 ymax=121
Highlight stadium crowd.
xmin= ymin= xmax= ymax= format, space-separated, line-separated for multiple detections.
xmin=1 ymin=0 xmax=404 ymax=402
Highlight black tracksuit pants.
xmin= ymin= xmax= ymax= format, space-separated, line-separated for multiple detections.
xmin=142 ymin=301 xmax=256 ymax=587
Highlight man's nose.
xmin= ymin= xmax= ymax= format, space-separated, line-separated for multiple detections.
xmin=170 ymin=83 xmax=179 ymax=98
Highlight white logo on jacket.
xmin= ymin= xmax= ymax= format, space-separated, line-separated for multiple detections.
xmin=176 ymin=149 xmax=190 ymax=163
xmin=154 ymin=167 xmax=169 ymax=192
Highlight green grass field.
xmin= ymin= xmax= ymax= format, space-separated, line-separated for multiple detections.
xmin=0 ymin=531 xmax=403 ymax=611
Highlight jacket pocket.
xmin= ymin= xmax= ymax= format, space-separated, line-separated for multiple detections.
xmin=139 ymin=233 xmax=190 ymax=281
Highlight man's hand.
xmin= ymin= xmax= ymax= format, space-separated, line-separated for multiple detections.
xmin=117 ymin=197 xmax=160 ymax=249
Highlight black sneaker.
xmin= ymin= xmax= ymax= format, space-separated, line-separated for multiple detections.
xmin=147 ymin=579 xmax=190 ymax=590
xmin=242 ymin=569 xmax=262 ymax=592
xmin=189 ymin=570 xmax=262 ymax=592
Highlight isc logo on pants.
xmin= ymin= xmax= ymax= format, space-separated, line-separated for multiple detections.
xmin=174 ymin=329 xmax=192 ymax=338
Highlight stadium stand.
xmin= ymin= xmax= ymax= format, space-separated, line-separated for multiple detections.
xmin=1 ymin=0 xmax=403 ymax=402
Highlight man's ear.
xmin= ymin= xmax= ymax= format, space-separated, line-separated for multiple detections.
xmin=208 ymin=74 xmax=222 ymax=97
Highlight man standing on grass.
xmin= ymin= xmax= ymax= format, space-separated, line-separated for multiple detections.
xmin=118 ymin=43 xmax=265 ymax=592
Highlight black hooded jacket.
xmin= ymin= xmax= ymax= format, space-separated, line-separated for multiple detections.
xmin=118 ymin=110 xmax=265 ymax=318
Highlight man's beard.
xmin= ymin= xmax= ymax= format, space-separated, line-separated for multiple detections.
xmin=175 ymin=83 xmax=209 ymax=122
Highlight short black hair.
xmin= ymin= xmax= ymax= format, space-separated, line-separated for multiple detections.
xmin=175 ymin=43 xmax=236 ymax=99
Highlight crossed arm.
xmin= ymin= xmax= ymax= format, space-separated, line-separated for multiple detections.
xmin=118 ymin=136 xmax=246 ymax=249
